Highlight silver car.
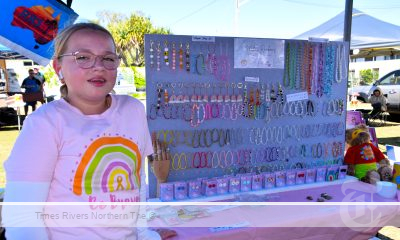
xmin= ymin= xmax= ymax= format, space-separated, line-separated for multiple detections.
xmin=348 ymin=69 xmax=400 ymax=114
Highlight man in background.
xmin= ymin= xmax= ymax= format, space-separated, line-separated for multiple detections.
xmin=21 ymin=69 xmax=42 ymax=115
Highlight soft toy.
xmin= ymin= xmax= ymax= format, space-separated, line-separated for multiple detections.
xmin=344 ymin=125 xmax=392 ymax=184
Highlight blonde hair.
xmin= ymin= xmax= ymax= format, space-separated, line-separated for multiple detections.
xmin=53 ymin=22 xmax=116 ymax=97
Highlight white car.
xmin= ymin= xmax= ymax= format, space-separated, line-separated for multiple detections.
xmin=348 ymin=69 xmax=400 ymax=114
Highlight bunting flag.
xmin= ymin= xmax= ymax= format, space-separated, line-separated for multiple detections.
xmin=0 ymin=0 xmax=78 ymax=65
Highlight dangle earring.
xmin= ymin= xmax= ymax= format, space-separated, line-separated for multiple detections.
xmin=183 ymin=84 xmax=190 ymax=103
xmin=156 ymin=84 xmax=163 ymax=110
xmin=196 ymin=44 xmax=206 ymax=75
xmin=58 ymin=70 xmax=64 ymax=81
xmin=206 ymin=44 xmax=217 ymax=75
xmin=190 ymin=84 xmax=197 ymax=103
xmin=249 ymin=87 xmax=255 ymax=105
xmin=256 ymin=88 xmax=261 ymax=106
xmin=164 ymin=87 xmax=169 ymax=104
xmin=224 ymin=83 xmax=230 ymax=103
xmin=210 ymin=84 xmax=217 ymax=103
xmin=179 ymin=43 xmax=184 ymax=70
xmin=202 ymin=83 xmax=209 ymax=102
xmin=176 ymin=83 xmax=183 ymax=103
xmin=171 ymin=42 xmax=176 ymax=71
xmin=278 ymin=84 xmax=284 ymax=105
xmin=156 ymin=41 xmax=161 ymax=71
xmin=236 ymin=83 xmax=243 ymax=102
xmin=149 ymin=40 xmax=155 ymax=69
xmin=217 ymin=84 xmax=224 ymax=103
xmin=231 ymin=83 xmax=237 ymax=102
xmin=169 ymin=83 xmax=177 ymax=104
xmin=265 ymin=83 xmax=270 ymax=102
xmin=270 ymin=83 xmax=277 ymax=102
xmin=185 ymin=43 xmax=190 ymax=73
xmin=164 ymin=40 xmax=169 ymax=66
xmin=260 ymin=84 xmax=265 ymax=103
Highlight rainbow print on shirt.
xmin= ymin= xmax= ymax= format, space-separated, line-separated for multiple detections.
xmin=73 ymin=136 xmax=141 ymax=196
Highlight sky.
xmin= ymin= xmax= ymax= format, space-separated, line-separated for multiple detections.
xmin=71 ymin=0 xmax=400 ymax=39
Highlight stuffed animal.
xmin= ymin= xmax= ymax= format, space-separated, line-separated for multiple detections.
xmin=344 ymin=125 xmax=392 ymax=184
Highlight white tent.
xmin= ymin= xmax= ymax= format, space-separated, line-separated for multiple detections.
xmin=295 ymin=9 xmax=400 ymax=57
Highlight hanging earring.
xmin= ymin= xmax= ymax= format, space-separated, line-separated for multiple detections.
xmin=156 ymin=41 xmax=161 ymax=71
xmin=270 ymin=83 xmax=277 ymax=102
xmin=210 ymin=84 xmax=217 ymax=103
xmin=231 ymin=83 xmax=237 ymax=102
xmin=203 ymin=83 xmax=209 ymax=102
xmin=164 ymin=88 xmax=169 ymax=104
xmin=179 ymin=43 xmax=184 ymax=70
xmin=149 ymin=40 xmax=154 ymax=69
xmin=58 ymin=70 xmax=64 ymax=80
xmin=156 ymin=84 xmax=163 ymax=110
xmin=164 ymin=40 xmax=169 ymax=66
xmin=172 ymin=42 xmax=176 ymax=71
xmin=185 ymin=43 xmax=190 ymax=73
xmin=169 ymin=83 xmax=177 ymax=104
xmin=224 ymin=83 xmax=230 ymax=103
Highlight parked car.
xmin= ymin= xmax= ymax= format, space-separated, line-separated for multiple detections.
xmin=348 ymin=69 xmax=400 ymax=114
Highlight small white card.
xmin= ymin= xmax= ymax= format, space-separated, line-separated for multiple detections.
xmin=192 ymin=36 xmax=215 ymax=42
xmin=286 ymin=92 xmax=308 ymax=102
xmin=244 ymin=76 xmax=259 ymax=83
xmin=209 ymin=221 xmax=250 ymax=233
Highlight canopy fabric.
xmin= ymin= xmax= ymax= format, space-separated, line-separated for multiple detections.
xmin=295 ymin=9 xmax=400 ymax=49
xmin=0 ymin=0 xmax=78 ymax=65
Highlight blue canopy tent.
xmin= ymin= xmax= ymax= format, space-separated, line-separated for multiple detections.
xmin=295 ymin=9 xmax=400 ymax=58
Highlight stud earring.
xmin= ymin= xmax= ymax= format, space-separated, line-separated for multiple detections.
xmin=59 ymin=70 xmax=64 ymax=80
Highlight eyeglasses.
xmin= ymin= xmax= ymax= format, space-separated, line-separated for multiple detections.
xmin=58 ymin=51 xmax=121 ymax=70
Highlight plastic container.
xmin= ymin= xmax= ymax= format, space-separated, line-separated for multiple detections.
xmin=376 ymin=181 xmax=397 ymax=199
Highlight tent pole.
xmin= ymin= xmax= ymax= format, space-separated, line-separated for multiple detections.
xmin=344 ymin=0 xmax=353 ymax=87
xmin=343 ymin=0 xmax=353 ymax=42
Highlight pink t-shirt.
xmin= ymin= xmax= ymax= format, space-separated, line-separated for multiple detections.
xmin=5 ymin=95 xmax=153 ymax=239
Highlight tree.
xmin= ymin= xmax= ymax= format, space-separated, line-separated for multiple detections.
xmin=97 ymin=11 xmax=171 ymax=67
xmin=359 ymin=69 xmax=379 ymax=85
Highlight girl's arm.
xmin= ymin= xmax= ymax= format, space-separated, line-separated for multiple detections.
xmin=2 ymin=109 xmax=59 ymax=239
xmin=3 ymin=182 xmax=51 ymax=240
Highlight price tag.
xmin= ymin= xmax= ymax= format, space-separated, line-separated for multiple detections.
xmin=192 ymin=36 xmax=215 ymax=42
xmin=244 ymin=76 xmax=259 ymax=83
xmin=286 ymin=92 xmax=308 ymax=102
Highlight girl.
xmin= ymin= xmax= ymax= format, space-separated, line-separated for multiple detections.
xmin=2 ymin=23 xmax=164 ymax=240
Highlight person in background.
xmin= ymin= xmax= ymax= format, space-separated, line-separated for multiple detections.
xmin=33 ymin=67 xmax=45 ymax=85
xmin=369 ymin=87 xmax=387 ymax=117
xmin=3 ymin=22 xmax=174 ymax=240
xmin=21 ymin=69 xmax=42 ymax=115
xmin=33 ymin=67 xmax=46 ymax=103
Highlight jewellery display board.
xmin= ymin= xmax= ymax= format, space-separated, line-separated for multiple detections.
xmin=145 ymin=34 xmax=349 ymax=198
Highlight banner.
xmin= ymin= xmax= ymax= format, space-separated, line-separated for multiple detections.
xmin=0 ymin=0 xmax=78 ymax=66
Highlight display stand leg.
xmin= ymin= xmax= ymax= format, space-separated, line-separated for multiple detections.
xmin=16 ymin=107 xmax=21 ymax=131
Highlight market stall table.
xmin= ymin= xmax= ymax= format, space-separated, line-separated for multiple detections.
xmin=148 ymin=180 xmax=400 ymax=240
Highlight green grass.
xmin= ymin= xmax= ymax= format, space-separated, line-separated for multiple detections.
xmin=0 ymin=126 xmax=19 ymax=188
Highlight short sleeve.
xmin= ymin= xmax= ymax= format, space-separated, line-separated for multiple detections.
xmin=140 ymin=102 xmax=153 ymax=158
xmin=344 ymin=147 xmax=355 ymax=165
xmin=5 ymin=112 xmax=59 ymax=182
